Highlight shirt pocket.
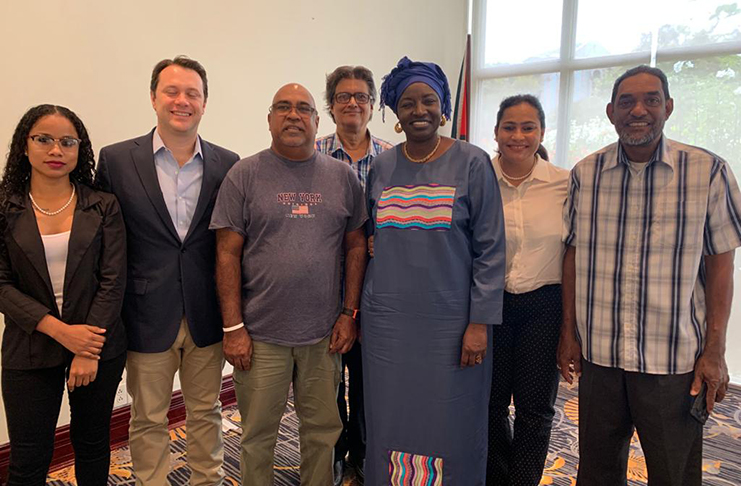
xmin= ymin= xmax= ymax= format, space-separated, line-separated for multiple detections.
xmin=649 ymin=191 xmax=705 ymax=252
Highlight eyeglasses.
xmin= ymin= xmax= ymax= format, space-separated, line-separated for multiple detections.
xmin=334 ymin=92 xmax=372 ymax=105
xmin=28 ymin=135 xmax=81 ymax=150
xmin=270 ymin=102 xmax=316 ymax=117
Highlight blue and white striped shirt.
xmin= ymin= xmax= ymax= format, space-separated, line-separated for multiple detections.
xmin=315 ymin=132 xmax=393 ymax=189
xmin=564 ymin=138 xmax=741 ymax=374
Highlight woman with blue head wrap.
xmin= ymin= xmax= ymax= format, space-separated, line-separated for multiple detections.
xmin=378 ymin=57 xmax=453 ymax=160
xmin=361 ymin=57 xmax=506 ymax=485
xmin=379 ymin=56 xmax=453 ymax=121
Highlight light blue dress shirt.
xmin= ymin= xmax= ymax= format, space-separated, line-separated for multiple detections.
xmin=152 ymin=130 xmax=204 ymax=241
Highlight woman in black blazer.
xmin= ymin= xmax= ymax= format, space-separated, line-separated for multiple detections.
xmin=0 ymin=105 xmax=127 ymax=485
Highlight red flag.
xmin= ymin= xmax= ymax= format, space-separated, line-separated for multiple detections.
xmin=451 ymin=34 xmax=471 ymax=141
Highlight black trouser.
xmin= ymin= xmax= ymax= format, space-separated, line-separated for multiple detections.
xmin=2 ymin=352 xmax=126 ymax=486
xmin=577 ymin=360 xmax=703 ymax=486
xmin=487 ymin=284 xmax=562 ymax=486
xmin=334 ymin=339 xmax=366 ymax=464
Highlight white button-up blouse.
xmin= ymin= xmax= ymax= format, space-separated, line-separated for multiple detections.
xmin=493 ymin=153 xmax=569 ymax=294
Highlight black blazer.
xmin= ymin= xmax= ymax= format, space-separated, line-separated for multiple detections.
xmin=97 ymin=130 xmax=239 ymax=353
xmin=0 ymin=183 xmax=127 ymax=369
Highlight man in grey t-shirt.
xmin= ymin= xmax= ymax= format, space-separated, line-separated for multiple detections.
xmin=210 ymin=83 xmax=367 ymax=486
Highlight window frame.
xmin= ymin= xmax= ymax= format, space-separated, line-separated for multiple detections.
xmin=471 ymin=0 xmax=741 ymax=167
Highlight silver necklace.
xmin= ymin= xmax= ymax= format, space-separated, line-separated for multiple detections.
xmin=29 ymin=184 xmax=76 ymax=216
xmin=500 ymin=158 xmax=536 ymax=181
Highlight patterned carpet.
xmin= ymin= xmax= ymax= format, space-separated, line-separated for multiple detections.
xmin=47 ymin=381 xmax=741 ymax=485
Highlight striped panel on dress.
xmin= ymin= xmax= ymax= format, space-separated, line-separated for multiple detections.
xmin=377 ymin=184 xmax=456 ymax=231
xmin=389 ymin=450 xmax=443 ymax=486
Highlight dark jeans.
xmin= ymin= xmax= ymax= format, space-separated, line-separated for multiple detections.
xmin=487 ymin=284 xmax=562 ymax=486
xmin=334 ymin=339 xmax=366 ymax=464
xmin=577 ymin=360 xmax=703 ymax=486
xmin=2 ymin=352 xmax=126 ymax=486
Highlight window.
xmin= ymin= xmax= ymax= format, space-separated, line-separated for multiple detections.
xmin=472 ymin=0 xmax=741 ymax=381
xmin=472 ymin=0 xmax=741 ymax=172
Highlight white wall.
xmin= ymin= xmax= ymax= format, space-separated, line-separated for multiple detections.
xmin=0 ymin=1 xmax=468 ymax=445
xmin=729 ymin=255 xmax=741 ymax=384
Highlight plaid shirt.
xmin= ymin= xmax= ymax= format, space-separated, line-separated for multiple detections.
xmin=564 ymin=138 xmax=741 ymax=374
xmin=315 ymin=132 xmax=393 ymax=189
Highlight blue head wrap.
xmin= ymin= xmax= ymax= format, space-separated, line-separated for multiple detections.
xmin=379 ymin=56 xmax=452 ymax=121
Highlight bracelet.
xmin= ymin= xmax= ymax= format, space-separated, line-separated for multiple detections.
xmin=341 ymin=307 xmax=360 ymax=320
xmin=223 ymin=322 xmax=245 ymax=333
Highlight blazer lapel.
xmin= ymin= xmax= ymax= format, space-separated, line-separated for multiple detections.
xmin=63 ymin=185 xmax=101 ymax=300
xmin=184 ymin=140 xmax=220 ymax=244
xmin=130 ymin=133 xmax=180 ymax=242
xmin=7 ymin=199 xmax=55 ymax=307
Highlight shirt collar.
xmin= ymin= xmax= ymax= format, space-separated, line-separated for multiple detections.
xmin=493 ymin=153 xmax=551 ymax=185
xmin=152 ymin=129 xmax=203 ymax=161
xmin=329 ymin=130 xmax=380 ymax=159
xmin=531 ymin=154 xmax=551 ymax=182
xmin=605 ymin=136 xmax=671 ymax=172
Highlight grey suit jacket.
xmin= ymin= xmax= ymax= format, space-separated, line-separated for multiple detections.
xmin=97 ymin=129 xmax=239 ymax=353
xmin=0 ymin=183 xmax=127 ymax=369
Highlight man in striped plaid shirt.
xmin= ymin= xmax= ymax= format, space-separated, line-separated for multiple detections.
xmin=558 ymin=65 xmax=741 ymax=486
xmin=316 ymin=65 xmax=392 ymax=485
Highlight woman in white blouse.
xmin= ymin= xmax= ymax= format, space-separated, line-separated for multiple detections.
xmin=486 ymin=95 xmax=569 ymax=486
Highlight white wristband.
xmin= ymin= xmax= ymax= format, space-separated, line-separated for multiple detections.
xmin=223 ymin=322 xmax=245 ymax=333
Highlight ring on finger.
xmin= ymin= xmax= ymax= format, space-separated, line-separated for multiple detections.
xmin=474 ymin=355 xmax=483 ymax=365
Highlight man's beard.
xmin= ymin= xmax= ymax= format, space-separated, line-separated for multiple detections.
xmin=617 ymin=124 xmax=662 ymax=146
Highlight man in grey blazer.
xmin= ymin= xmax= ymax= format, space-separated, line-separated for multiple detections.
xmin=97 ymin=56 xmax=239 ymax=485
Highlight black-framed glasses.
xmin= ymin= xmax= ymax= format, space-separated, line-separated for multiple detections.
xmin=28 ymin=135 xmax=81 ymax=150
xmin=334 ymin=92 xmax=372 ymax=105
xmin=269 ymin=102 xmax=316 ymax=117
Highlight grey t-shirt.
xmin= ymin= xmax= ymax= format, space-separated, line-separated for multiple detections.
xmin=210 ymin=148 xmax=367 ymax=346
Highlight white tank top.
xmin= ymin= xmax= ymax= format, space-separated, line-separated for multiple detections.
xmin=40 ymin=230 xmax=71 ymax=315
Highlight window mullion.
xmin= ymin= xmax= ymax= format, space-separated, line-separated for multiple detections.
xmin=471 ymin=0 xmax=487 ymax=152
xmin=555 ymin=0 xmax=579 ymax=167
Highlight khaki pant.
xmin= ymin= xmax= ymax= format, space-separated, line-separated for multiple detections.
xmin=233 ymin=336 xmax=342 ymax=486
xmin=127 ymin=319 xmax=224 ymax=486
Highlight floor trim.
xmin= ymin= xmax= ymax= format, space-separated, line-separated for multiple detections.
xmin=0 ymin=374 xmax=235 ymax=482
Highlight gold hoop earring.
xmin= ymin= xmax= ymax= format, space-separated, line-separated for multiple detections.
xmin=394 ymin=121 xmax=403 ymax=133
xmin=440 ymin=115 xmax=447 ymax=127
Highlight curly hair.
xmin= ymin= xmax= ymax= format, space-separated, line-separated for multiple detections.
xmin=0 ymin=104 xmax=98 ymax=209
xmin=324 ymin=65 xmax=377 ymax=122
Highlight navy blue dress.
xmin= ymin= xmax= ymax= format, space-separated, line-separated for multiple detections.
xmin=362 ymin=141 xmax=505 ymax=485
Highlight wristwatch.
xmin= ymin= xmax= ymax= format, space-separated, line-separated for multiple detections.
xmin=341 ymin=307 xmax=360 ymax=320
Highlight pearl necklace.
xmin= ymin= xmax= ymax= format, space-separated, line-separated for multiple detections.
xmin=29 ymin=184 xmax=76 ymax=216
xmin=403 ymin=136 xmax=441 ymax=164
xmin=500 ymin=158 xmax=536 ymax=181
